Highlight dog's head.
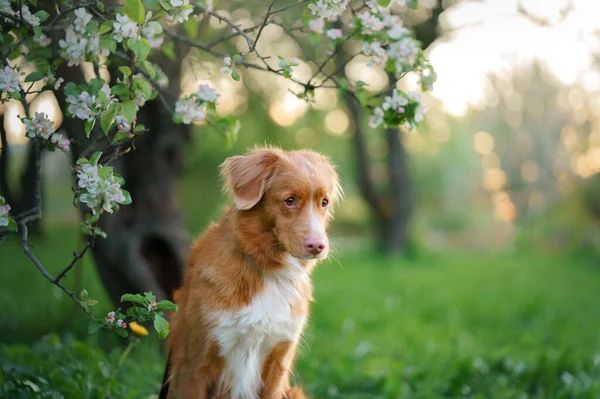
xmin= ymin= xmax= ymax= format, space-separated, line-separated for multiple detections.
xmin=220 ymin=147 xmax=342 ymax=260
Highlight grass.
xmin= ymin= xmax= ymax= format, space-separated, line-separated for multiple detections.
xmin=1 ymin=224 xmax=600 ymax=398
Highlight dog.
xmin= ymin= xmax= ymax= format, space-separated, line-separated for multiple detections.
xmin=160 ymin=146 xmax=342 ymax=399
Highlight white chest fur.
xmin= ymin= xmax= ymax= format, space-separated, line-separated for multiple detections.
xmin=208 ymin=257 xmax=309 ymax=399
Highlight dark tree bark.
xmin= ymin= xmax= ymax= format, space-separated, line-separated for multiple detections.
xmin=1 ymin=115 xmax=43 ymax=234
xmin=344 ymin=1 xmax=444 ymax=254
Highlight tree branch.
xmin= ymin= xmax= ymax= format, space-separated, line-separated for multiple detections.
xmin=19 ymin=223 xmax=94 ymax=319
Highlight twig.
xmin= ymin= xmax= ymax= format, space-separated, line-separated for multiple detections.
xmin=251 ymin=0 xmax=278 ymax=52
xmin=19 ymin=223 xmax=95 ymax=320
xmin=54 ymin=242 xmax=91 ymax=283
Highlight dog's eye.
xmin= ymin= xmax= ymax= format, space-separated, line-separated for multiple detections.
xmin=284 ymin=197 xmax=296 ymax=207
xmin=321 ymin=199 xmax=329 ymax=207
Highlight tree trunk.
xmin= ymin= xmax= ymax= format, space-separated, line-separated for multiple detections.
xmin=343 ymin=1 xmax=444 ymax=254
xmin=382 ymin=126 xmax=414 ymax=253
xmin=54 ymin=46 xmax=191 ymax=306
xmin=0 ymin=115 xmax=43 ymax=234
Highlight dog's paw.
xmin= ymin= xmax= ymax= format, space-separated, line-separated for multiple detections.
xmin=285 ymin=387 xmax=308 ymax=399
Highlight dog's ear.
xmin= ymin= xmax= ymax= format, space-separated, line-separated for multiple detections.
xmin=220 ymin=148 xmax=281 ymax=210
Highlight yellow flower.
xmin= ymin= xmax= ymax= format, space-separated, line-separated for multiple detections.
xmin=129 ymin=321 xmax=149 ymax=337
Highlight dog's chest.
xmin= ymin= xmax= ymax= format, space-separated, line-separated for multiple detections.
xmin=209 ymin=258 xmax=309 ymax=399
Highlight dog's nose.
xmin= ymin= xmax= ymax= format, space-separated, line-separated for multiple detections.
xmin=304 ymin=238 xmax=326 ymax=255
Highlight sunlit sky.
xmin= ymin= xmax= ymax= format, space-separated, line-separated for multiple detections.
xmin=429 ymin=0 xmax=600 ymax=115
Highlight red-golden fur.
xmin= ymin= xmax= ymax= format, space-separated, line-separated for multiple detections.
xmin=163 ymin=147 xmax=341 ymax=399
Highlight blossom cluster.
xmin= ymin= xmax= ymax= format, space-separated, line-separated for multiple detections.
xmin=308 ymin=0 xmax=349 ymax=21
xmin=0 ymin=200 xmax=12 ymax=229
xmin=66 ymin=83 xmax=114 ymax=122
xmin=369 ymin=89 xmax=425 ymax=129
xmin=16 ymin=5 xmax=40 ymax=27
xmin=22 ymin=112 xmax=70 ymax=153
xmin=113 ymin=14 xmax=140 ymax=43
xmin=0 ymin=65 xmax=21 ymax=102
xmin=76 ymin=159 xmax=131 ymax=216
xmin=174 ymin=84 xmax=220 ymax=124
xmin=165 ymin=0 xmax=194 ymax=24
xmin=59 ymin=8 xmax=108 ymax=66
xmin=106 ymin=311 xmax=127 ymax=329
xmin=353 ymin=1 xmax=425 ymax=76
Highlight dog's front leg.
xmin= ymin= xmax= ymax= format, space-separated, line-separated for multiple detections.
xmin=260 ymin=340 xmax=298 ymax=399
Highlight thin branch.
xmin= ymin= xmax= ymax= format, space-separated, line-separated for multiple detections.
xmin=19 ymin=223 xmax=95 ymax=320
xmin=194 ymin=3 xmax=254 ymax=49
xmin=251 ymin=0 xmax=278 ymax=52
xmin=54 ymin=242 xmax=91 ymax=283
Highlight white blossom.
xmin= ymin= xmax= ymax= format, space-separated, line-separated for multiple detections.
xmin=66 ymin=91 xmax=99 ymax=121
xmin=24 ymin=112 xmax=55 ymax=140
xmin=387 ymin=36 xmax=419 ymax=72
xmin=77 ymin=164 xmax=101 ymax=192
xmin=220 ymin=56 xmax=233 ymax=76
xmin=408 ymin=91 xmax=425 ymax=122
xmin=196 ymin=84 xmax=220 ymax=103
xmin=175 ymin=97 xmax=206 ymax=124
xmin=77 ymin=164 xmax=128 ymax=214
xmin=326 ymin=29 xmax=343 ymax=40
xmin=54 ymin=77 xmax=64 ymax=90
xmin=0 ymin=0 xmax=14 ymax=19
xmin=382 ymin=90 xmax=408 ymax=112
xmin=51 ymin=133 xmax=71 ymax=153
xmin=0 ymin=65 xmax=21 ymax=97
xmin=0 ymin=203 xmax=11 ymax=227
xmin=73 ymin=8 xmax=93 ymax=34
xmin=308 ymin=0 xmax=348 ymax=21
xmin=33 ymin=33 xmax=52 ymax=47
xmin=167 ymin=0 xmax=193 ymax=24
xmin=357 ymin=11 xmax=384 ymax=34
xmin=142 ymin=22 xmax=164 ymax=48
xmin=17 ymin=5 xmax=40 ymax=27
xmin=362 ymin=41 xmax=387 ymax=66
xmin=308 ymin=18 xmax=324 ymax=34
xmin=113 ymin=14 xmax=140 ymax=43
xmin=369 ymin=107 xmax=384 ymax=128
xmin=58 ymin=27 xmax=87 ymax=66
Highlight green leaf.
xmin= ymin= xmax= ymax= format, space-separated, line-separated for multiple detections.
xmin=24 ymin=71 xmax=45 ymax=83
xmin=119 ymin=190 xmax=132 ymax=205
xmin=161 ymin=41 xmax=176 ymax=61
xmin=183 ymin=17 xmax=198 ymax=39
xmin=100 ymin=20 xmax=114 ymax=35
xmin=34 ymin=10 xmax=50 ymax=23
xmin=116 ymin=328 xmax=129 ymax=338
xmin=100 ymin=36 xmax=117 ymax=53
xmin=159 ymin=0 xmax=172 ymax=11
xmin=33 ymin=26 xmax=42 ymax=37
xmin=80 ymin=289 xmax=89 ymax=301
xmin=100 ymin=104 xmax=119 ymax=134
xmin=113 ymin=131 xmax=132 ymax=142
xmin=5 ymin=218 xmax=17 ymax=232
xmin=86 ymin=299 xmax=98 ymax=306
xmin=121 ymin=101 xmax=137 ymax=122
xmin=121 ymin=293 xmax=145 ymax=305
xmin=144 ymin=0 xmax=160 ymax=9
xmin=88 ymin=320 xmax=105 ymax=334
xmin=124 ymin=0 xmax=145 ymax=24
xmin=84 ymin=119 xmax=96 ymax=137
xmin=153 ymin=315 xmax=169 ymax=339
xmin=156 ymin=300 xmax=178 ymax=312
xmin=119 ymin=66 xmax=132 ymax=78
xmin=140 ymin=60 xmax=156 ymax=78
xmin=127 ymin=37 xmax=151 ymax=61
xmin=231 ymin=71 xmax=240 ymax=81
xmin=89 ymin=151 xmax=102 ymax=166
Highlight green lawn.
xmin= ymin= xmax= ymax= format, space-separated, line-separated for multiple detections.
xmin=1 ymin=225 xmax=600 ymax=398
